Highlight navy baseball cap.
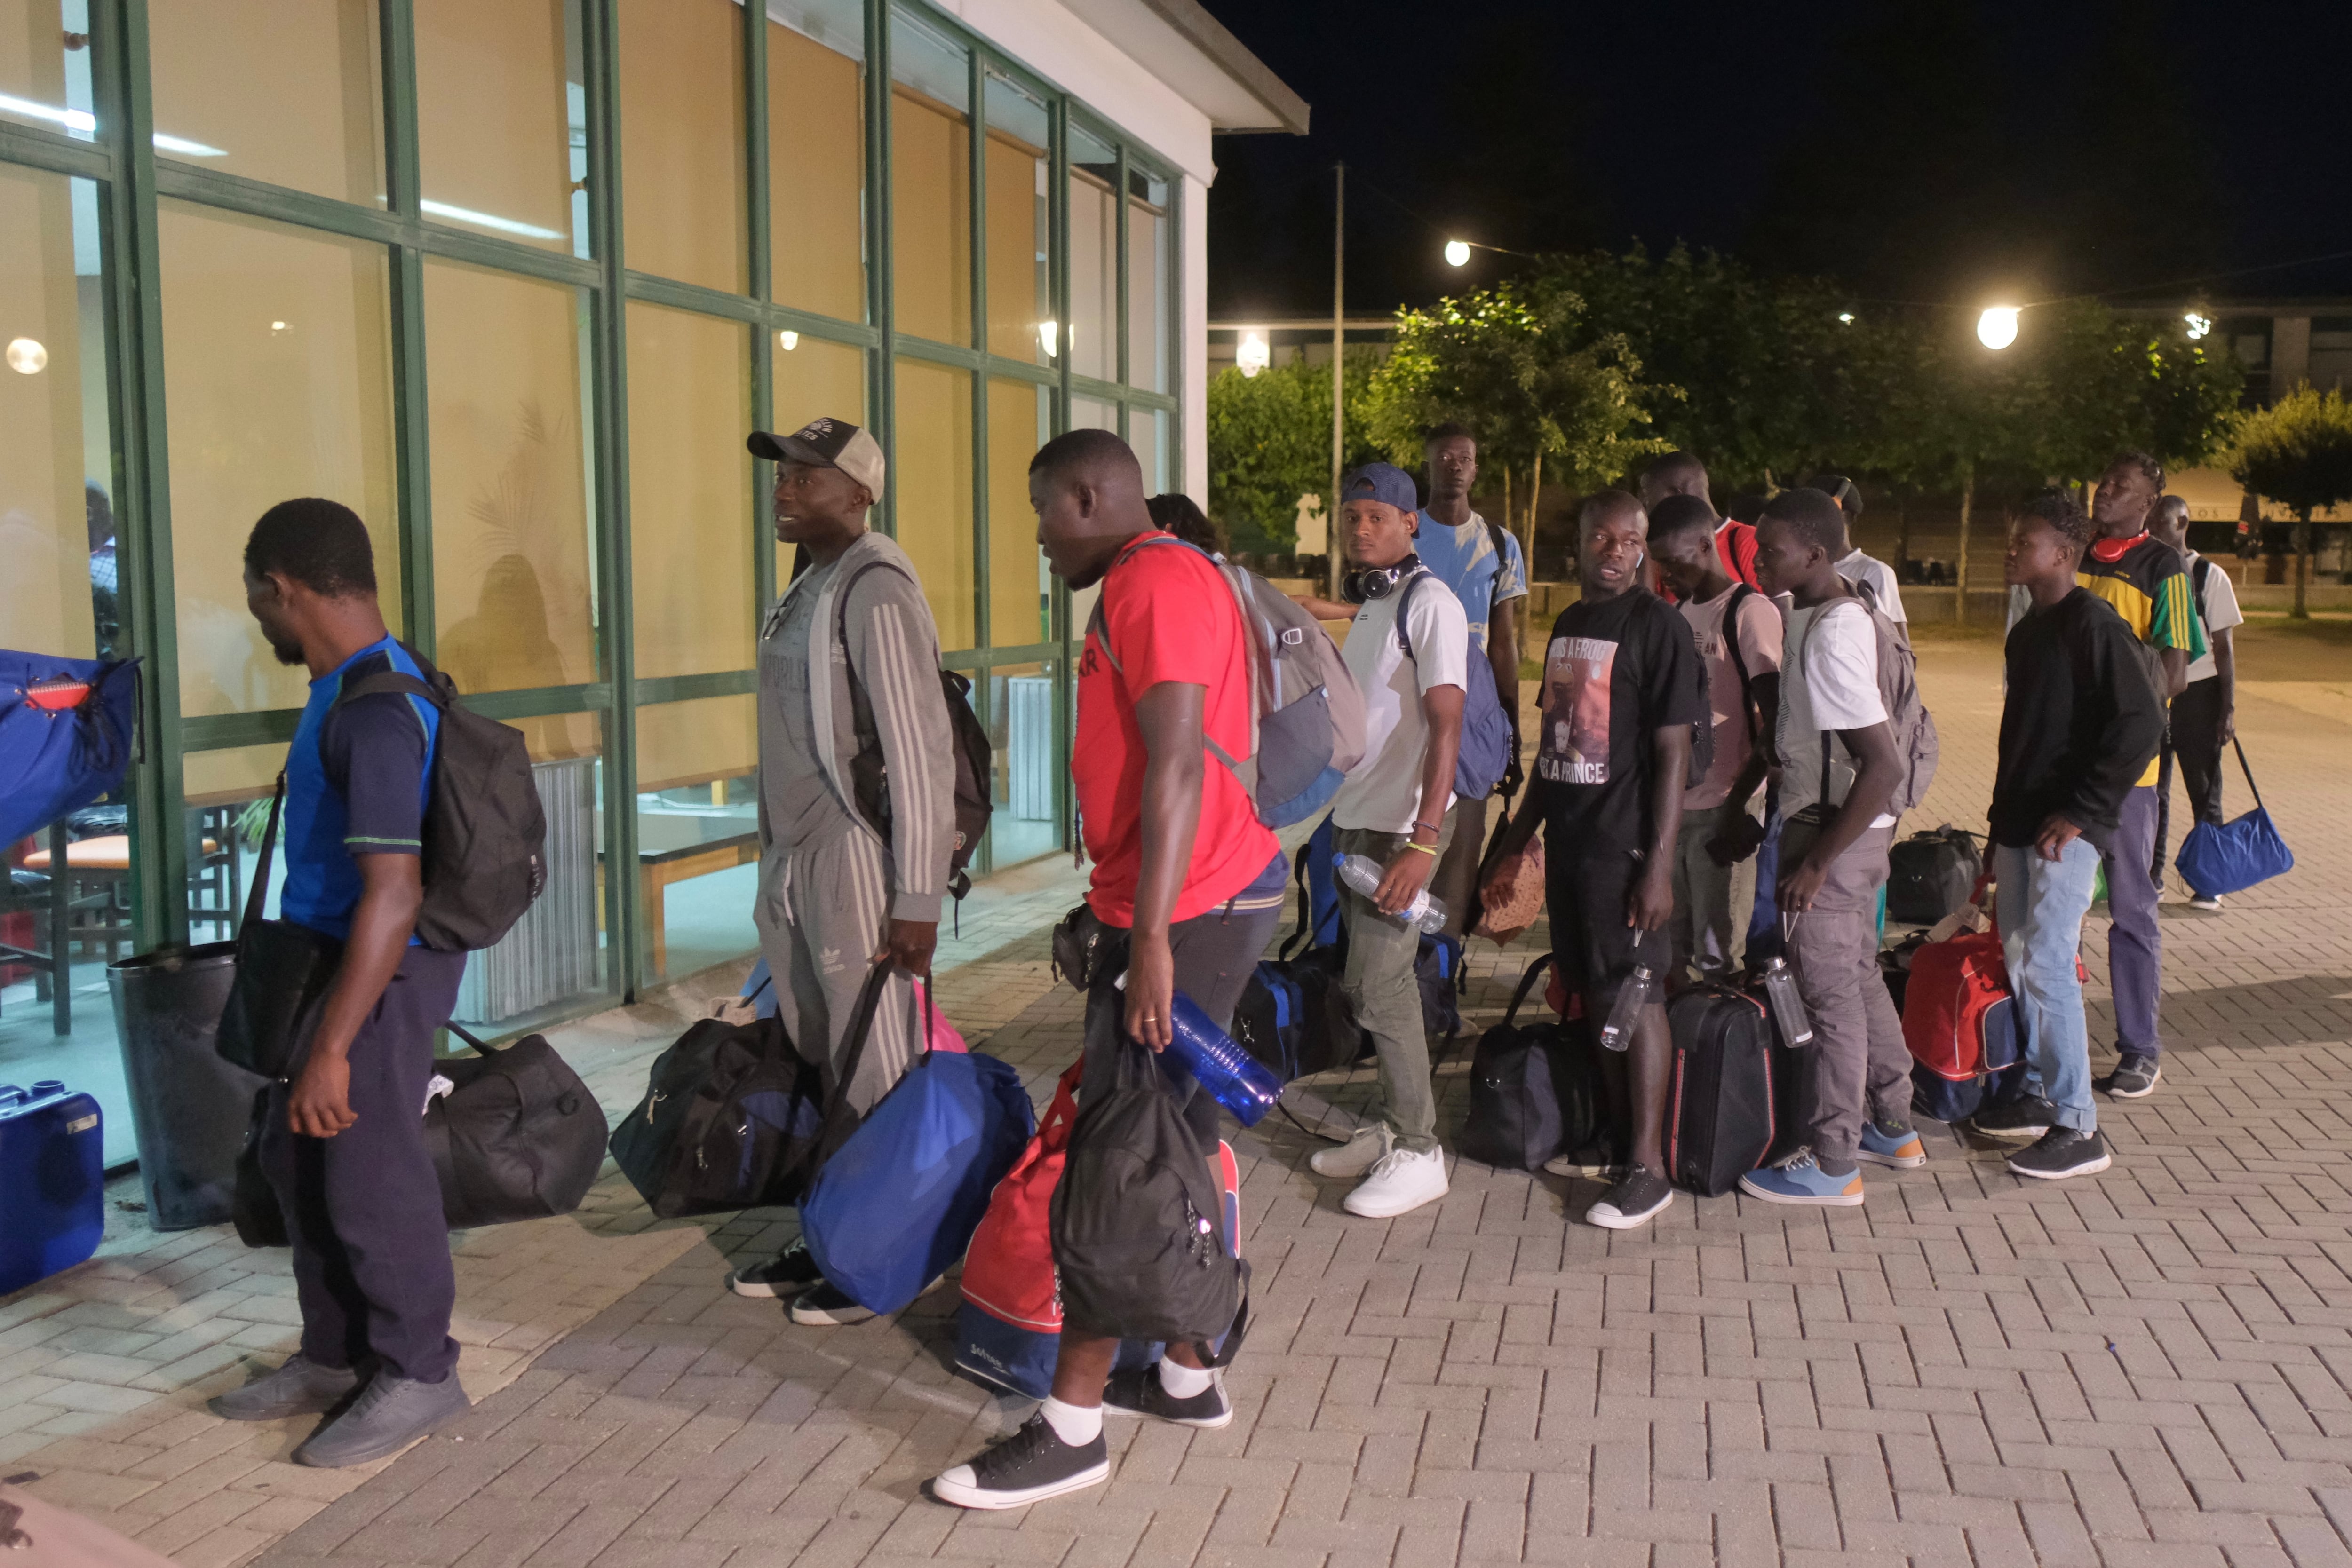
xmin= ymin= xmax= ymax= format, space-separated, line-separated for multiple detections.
xmin=1339 ymin=462 xmax=1417 ymax=513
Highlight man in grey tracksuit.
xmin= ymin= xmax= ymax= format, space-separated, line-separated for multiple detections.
xmin=724 ymin=416 xmax=957 ymax=1325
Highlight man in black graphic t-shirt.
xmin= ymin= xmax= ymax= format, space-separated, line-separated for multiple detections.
xmin=1488 ymin=491 xmax=1704 ymax=1232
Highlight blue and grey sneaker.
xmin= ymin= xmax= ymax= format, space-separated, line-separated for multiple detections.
xmin=1738 ymin=1148 xmax=1866 ymax=1207
xmin=2097 ymin=1054 xmax=2160 ymax=1099
xmin=1857 ymin=1118 xmax=1927 ymax=1169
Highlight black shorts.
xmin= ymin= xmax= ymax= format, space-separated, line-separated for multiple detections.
xmin=1545 ymin=846 xmax=1649 ymax=1015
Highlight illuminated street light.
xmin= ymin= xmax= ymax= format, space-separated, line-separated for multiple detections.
xmin=1236 ymin=331 xmax=1271 ymax=378
xmin=1977 ymin=306 xmax=2020 ymax=350
xmin=2184 ymin=312 xmax=2213 ymax=340
xmin=1837 ymin=312 xmax=1856 ymax=325
xmin=1444 ymin=239 xmax=1471 ymax=268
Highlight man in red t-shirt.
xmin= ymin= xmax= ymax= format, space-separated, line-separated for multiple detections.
xmin=933 ymin=429 xmax=1284 ymax=1511
xmin=1640 ymin=450 xmax=1758 ymax=590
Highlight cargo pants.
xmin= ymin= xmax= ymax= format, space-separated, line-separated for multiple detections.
xmin=1783 ymin=822 xmax=1909 ymax=1172
xmin=1334 ymin=813 xmax=1458 ymax=1156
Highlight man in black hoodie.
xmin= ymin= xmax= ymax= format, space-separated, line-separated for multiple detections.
xmin=1973 ymin=491 xmax=2165 ymax=1180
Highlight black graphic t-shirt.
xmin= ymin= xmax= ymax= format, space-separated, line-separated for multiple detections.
xmin=1537 ymin=587 xmax=1706 ymax=855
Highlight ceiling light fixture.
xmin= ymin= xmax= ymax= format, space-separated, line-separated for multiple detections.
xmin=6 ymin=338 xmax=48 ymax=375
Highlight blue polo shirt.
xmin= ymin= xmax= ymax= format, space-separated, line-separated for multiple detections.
xmin=1414 ymin=509 xmax=1527 ymax=655
xmin=280 ymin=636 xmax=438 ymax=942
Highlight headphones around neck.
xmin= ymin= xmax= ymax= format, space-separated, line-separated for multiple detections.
xmin=1341 ymin=551 xmax=1422 ymax=605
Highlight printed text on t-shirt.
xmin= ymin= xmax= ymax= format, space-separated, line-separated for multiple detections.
xmin=1539 ymin=635 xmax=1616 ymax=784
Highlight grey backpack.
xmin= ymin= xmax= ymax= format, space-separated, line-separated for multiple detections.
xmin=1808 ymin=596 xmax=1939 ymax=818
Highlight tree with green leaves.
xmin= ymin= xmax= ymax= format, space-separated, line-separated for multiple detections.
xmin=2228 ymin=383 xmax=2352 ymax=618
xmin=1204 ymin=351 xmax=1384 ymax=554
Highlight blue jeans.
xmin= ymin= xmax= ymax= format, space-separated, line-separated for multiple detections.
xmin=1993 ymin=839 xmax=2101 ymax=1133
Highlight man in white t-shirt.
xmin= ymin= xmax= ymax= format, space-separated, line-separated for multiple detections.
xmin=1739 ymin=488 xmax=1925 ymax=1207
xmin=2148 ymin=496 xmax=2241 ymax=905
xmin=1649 ymin=495 xmax=1783 ymax=982
xmin=1817 ymin=474 xmax=1909 ymax=638
xmin=1311 ymin=462 xmax=1467 ymax=1221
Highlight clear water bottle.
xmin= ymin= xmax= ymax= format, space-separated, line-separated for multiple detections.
xmin=1115 ymin=974 xmax=1284 ymax=1127
xmin=1335 ymin=852 xmax=1447 ymax=934
xmin=1598 ymin=934 xmax=1659 ymax=1053
xmin=1754 ymin=956 xmax=1814 ymax=1047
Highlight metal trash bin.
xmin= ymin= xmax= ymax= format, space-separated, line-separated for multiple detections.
xmin=107 ymin=942 xmax=262 ymax=1230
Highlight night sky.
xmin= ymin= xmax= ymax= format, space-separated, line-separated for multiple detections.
xmin=1198 ymin=0 xmax=2352 ymax=321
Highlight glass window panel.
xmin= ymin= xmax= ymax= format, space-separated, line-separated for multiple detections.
xmin=1131 ymin=405 xmax=1169 ymax=496
xmin=891 ymin=356 xmax=975 ymax=651
xmin=630 ymin=693 xmax=758 ymax=984
xmin=986 ymin=378 xmax=1049 ymax=649
xmin=770 ymin=328 xmax=866 ymax=586
xmin=425 ymin=260 xmax=596 ymax=697
xmin=414 ymin=0 xmax=582 ymax=253
xmin=158 ymin=200 xmax=399 ymax=720
xmin=0 ymin=1 xmax=95 ymax=141
xmin=627 ymin=301 xmax=753 ymax=679
xmin=456 ymin=714 xmax=606 ymax=1026
xmin=1067 ymin=122 xmax=1115 ymax=382
xmin=618 ymin=0 xmax=747 ymax=294
xmin=148 ymin=0 xmax=384 ymax=205
xmin=0 ymin=161 xmax=129 ymax=1164
xmin=769 ymin=0 xmax=865 ymax=321
xmin=984 ymin=71 xmax=1049 ymax=364
xmin=1127 ymin=173 xmax=1169 ymax=393
xmin=1071 ymin=394 xmax=1115 ymax=431
xmin=984 ymin=659 xmax=1057 ymax=868
xmin=889 ymin=8 xmax=969 ymax=346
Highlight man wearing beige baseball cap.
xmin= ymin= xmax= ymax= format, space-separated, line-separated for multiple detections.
xmin=728 ymin=417 xmax=957 ymax=1326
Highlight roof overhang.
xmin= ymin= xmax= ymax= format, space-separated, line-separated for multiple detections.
xmin=1051 ymin=0 xmax=1308 ymax=135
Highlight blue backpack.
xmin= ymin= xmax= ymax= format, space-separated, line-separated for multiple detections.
xmin=0 ymin=650 xmax=139 ymax=851
xmin=1395 ymin=574 xmax=1511 ymax=800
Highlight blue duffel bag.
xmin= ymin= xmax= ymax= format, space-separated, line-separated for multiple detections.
xmin=2174 ymin=740 xmax=2294 ymax=900
xmin=800 ymin=982 xmax=1035 ymax=1317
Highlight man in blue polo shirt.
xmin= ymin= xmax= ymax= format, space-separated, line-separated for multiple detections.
xmin=206 ymin=498 xmax=471 ymax=1468
xmin=1413 ymin=423 xmax=1527 ymax=933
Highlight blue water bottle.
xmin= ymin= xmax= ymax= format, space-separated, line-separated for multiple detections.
xmin=1166 ymin=991 xmax=1283 ymax=1126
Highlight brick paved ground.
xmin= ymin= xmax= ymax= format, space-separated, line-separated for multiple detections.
xmin=7 ymin=621 xmax=2352 ymax=1567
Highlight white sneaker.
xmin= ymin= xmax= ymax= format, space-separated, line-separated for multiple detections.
xmin=1310 ymin=1124 xmax=1391 ymax=1179
xmin=2188 ymin=894 xmax=2222 ymax=911
xmin=1342 ymin=1147 xmax=1449 ymax=1218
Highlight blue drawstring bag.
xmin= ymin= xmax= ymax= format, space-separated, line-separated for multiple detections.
xmin=800 ymin=985 xmax=1035 ymax=1316
xmin=2174 ymin=740 xmax=2294 ymax=900
xmin=0 ymin=651 xmax=140 ymax=850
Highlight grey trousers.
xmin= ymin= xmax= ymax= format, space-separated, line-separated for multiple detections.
xmin=1429 ymin=792 xmax=1488 ymax=940
xmin=1335 ymin=812 xmax=1457 ymax=1154
xmin=2100 ymin=785 xmax=2163 ymax=1059
xmin=1784 ymin=822 xmax=1909 ymax=1170
xmin=1669 ymin=801 xmax=1756 ymax=984
xmin=754 ymin=826 xmax=920 ymax=1117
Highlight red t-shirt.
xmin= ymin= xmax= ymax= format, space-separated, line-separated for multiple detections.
xmin=1716 ymin=518 xmax=1761 ymax=589
xmin=1074 ymin=532 xmax=1279 ymax=926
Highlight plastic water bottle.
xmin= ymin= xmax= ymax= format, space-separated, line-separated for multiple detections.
xmin=1113 ymin=974 xmax=1283 ymax=1127
xmin=1597 ymin=933 xmax=1659 ymax=1053
xmin=1754 ymin=957 xmax=1814 ymax=1047
xmin=1335 ymin=852 xmax=1447 ymax=934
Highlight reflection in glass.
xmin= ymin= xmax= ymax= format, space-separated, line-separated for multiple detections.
xmin=987 ymin=378 xmax=1050 ymax=648
xmin=985 ymin=661 xmax=1057 ymax=866
xmin=1067 ymin=122 xmax=1116 ymax=382
xmin=630 ymin=693 xmax=759 ymax=984
xmin=771 ymin=330 xmax=867 ymax=588
xmin=890 ymin=8 xmax=969 ymax=346
xmin=984 ymin=70 xmax=1049 ymax=363
xmin=424 ymin=261 xmax=595 ymax=724
xmin=1127 ymin=170 xmax=1170 ymax=392
xmin=891 ymin=357 xmax=976 ymax=651
xmin=149 ymin=0 xmax=385 ymax=205
xmin=770 ymin=0 xmax=865 ymax=321
xmin=414 ymin=0 xmax=583 ymax=253
xmin=618 ymin=0 xmax=747 ymax=293
xmin=0 ymin=1 xmax=95 ymax=142
xmin=627 ymin=301 xmax=754 ymax=679
xmin=158 ymin=201 xmax=399 ymax=730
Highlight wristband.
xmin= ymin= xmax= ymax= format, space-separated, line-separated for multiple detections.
xmin=1405 ymin=841 xmax=1438 ymax=856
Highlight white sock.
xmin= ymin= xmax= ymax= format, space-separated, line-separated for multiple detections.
xmin=1158 ymin=1355 xmax=1215 ymax=1399
xmin=1039 ymin=1394 xmax=1101 ymax=1447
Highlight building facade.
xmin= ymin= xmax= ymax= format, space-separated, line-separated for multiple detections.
xmin=0 ymin=0 xmax=1303 ymax=1161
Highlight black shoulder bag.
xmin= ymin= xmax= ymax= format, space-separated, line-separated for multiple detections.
xmin=215 ymin=772 xmax=343 ymax=1080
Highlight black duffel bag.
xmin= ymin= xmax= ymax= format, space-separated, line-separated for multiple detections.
xmin=1886 ymin=825 xmax=1983 ymax=927
xmin=428 ymin=1025 xmax=608 ymax=1228
xmin=1460 ymin=954 xmax=1601 ymax=1172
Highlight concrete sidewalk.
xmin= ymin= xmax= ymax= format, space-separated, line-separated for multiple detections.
xmin=4 ymin=630 xmax=2350 ymax=1568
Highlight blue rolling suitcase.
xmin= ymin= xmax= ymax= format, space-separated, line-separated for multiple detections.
xmin=1 ymin=1081 xmax=105 ymax=1295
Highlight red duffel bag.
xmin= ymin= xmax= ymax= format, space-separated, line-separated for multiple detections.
xmin=1901 ymin=930 xmax=2010 ymax=1081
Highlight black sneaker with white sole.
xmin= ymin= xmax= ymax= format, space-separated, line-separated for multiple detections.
xmin=787 ymin=1282 xmax=877 ymax=1325
xmin=727 ymin=1239 xmax=823 ymax=1299
xmin=1969 ymin=1093 xmax=2057 ymax=1140
xmin=1585 ymin=1164 xmax=1674 ymax=1230
xmin=2006 ymin=1126 xmax=2112 ymax=1180
xmin=931 ymin=1413 xmax=1109 ymax=1509
xmin=1104 ymin=1363 xmax=1232 ymax=1429
xmin=2098 ymin=1054 xmax=2160 ymax=1099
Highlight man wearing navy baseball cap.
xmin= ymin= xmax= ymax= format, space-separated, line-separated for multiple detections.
xmin=1307 ymin=461 xmax=1469 ymax=1219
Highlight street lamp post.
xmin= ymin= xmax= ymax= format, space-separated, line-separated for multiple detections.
xmin=1329 ymin=162 xmax=1345 ymax=600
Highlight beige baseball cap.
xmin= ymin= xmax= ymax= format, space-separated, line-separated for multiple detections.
xmin=747 ymin=416 xmax=886 ymax=504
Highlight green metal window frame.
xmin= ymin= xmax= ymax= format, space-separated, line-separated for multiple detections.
xmin=4 ymin=0 xmax=1185 ymax=1006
